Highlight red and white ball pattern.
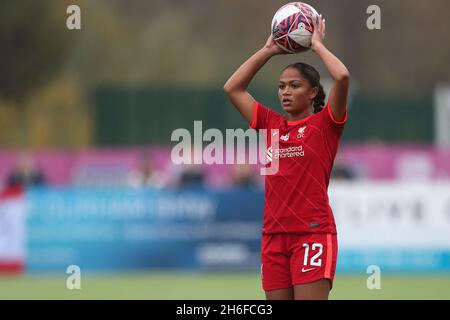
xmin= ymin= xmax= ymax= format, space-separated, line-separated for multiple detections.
xmin=271 ymin=2 xmax=320 ymax=53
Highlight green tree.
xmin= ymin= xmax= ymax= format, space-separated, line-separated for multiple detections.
xmin=0 ymin=0 xmax=71 ymax=103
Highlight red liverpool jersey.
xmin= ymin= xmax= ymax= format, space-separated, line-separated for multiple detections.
xmin=250 ymin=100 xmax=347 ymax=235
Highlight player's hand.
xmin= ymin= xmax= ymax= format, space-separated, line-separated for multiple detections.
xmin=311 ymin=14 xmax=326 ymax=52
xmin=262 ymin=34 xmax=289 ymax=56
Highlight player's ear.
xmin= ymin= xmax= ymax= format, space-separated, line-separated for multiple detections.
xmin=310 ymin=86 xmax=319 ymax=100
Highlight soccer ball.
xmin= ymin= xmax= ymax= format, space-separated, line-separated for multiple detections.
xmin=271 ymin=2 xmax=320 ymax=53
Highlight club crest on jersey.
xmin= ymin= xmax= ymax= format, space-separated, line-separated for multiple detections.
xmin=266 ymin=146 xmax=273 ymax=163
xmin=280 ymin=133 xmax=290 ymax=141
xmin=297 ymin=126 xmax=307 ymax=139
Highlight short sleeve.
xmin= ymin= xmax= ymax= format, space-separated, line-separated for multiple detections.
xmin=323 ymin=101 xmax=348 ymax=126
xmin=318 ymin=101 xmax=348 ymax=157
xmin=249 ymin=101 xmax=283 ymax=131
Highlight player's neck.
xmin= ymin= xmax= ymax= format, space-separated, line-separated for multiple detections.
xmin=287 ymin=109 xmax=313 ymax=122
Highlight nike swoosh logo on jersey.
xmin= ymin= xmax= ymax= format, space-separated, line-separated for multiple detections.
xmin=301 ymin=267 xmax=316 ymax=273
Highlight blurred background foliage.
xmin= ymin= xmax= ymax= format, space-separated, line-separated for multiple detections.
xmin=0 ymin=0 xmax=449 ymax=147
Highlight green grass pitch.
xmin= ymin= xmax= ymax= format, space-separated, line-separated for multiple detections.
xmin=1 ymin=272 xmax=449 ymax=300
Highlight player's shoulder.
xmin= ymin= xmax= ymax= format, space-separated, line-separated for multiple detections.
xmin=312 ymin=103 xmax=347 ymax=127
xmin=312 ymin=105 xmax=329 ymax=120
xmin=255 ymin=101 xmax=285 ymax=122
xmin=255 ymin=101 xmax=282 ymax=117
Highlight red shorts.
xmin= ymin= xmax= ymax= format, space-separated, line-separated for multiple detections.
xmin=261 ymin=233 xmax=338 ymax=291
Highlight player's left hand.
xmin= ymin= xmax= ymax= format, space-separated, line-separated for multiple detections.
xmin=311 ymin=14 xmax=325 ymax=52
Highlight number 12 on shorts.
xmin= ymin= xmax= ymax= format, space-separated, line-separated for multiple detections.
xmin=302 ymin=243 xmax=323 ymax=268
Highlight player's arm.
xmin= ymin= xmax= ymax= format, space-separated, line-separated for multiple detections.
xmin=223 ymin=35 xmax=285 ymax=124
xmin=311 ymin=15 xmax=350 ymax=122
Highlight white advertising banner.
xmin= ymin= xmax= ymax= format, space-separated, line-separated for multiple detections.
xmin=0 ymin=187 xmax=26 ymax=271
xmin=329 ymin=182 xmax=450 ymax=249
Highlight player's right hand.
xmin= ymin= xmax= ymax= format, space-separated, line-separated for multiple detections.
xmin=263 ymin=34 xmax=289 ymax=55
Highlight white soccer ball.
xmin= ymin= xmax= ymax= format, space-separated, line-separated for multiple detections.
xmin=271 ymin=2 xmax=320 ymax=53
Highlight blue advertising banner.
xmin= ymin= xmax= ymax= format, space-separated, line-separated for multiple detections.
xmin=26 ymin=188 xmax=264 ymax=272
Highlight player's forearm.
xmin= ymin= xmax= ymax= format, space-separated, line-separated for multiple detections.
xmin=313 ymin=43 xmax=350 ymax=82
xmin=223 ymin=48 xmax=274 ymax=93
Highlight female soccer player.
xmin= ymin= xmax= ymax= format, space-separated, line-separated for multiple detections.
xmin=223 ymin=16 xmax=349 ymax=300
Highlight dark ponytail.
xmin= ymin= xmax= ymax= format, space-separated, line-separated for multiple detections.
xmin=284 ymin=62 xmax=325 ymax=113
xmin=314 ymin=84 xmax=325 ymax=113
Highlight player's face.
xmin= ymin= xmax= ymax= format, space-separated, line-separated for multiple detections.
xmin=278 ymin=68 xmax=317 ymax=115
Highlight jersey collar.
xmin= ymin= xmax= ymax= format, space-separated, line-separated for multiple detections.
xmin=286 ymin=113 xmax=313 ymax=126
